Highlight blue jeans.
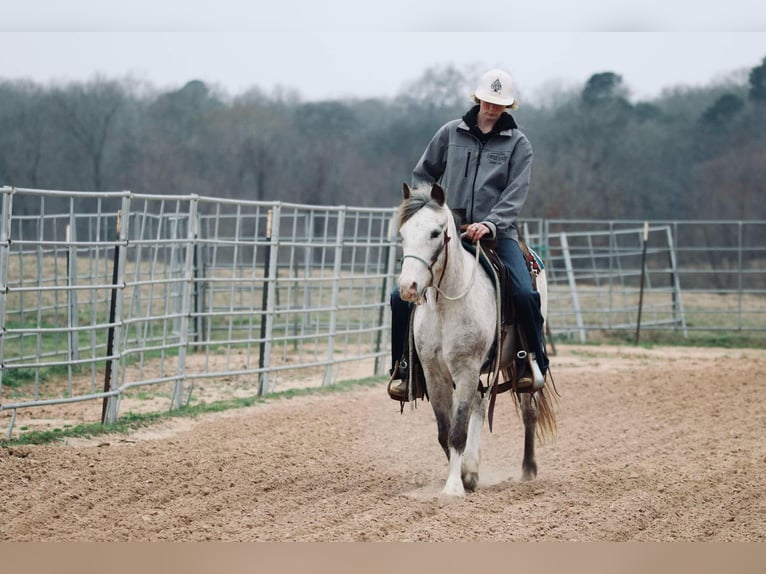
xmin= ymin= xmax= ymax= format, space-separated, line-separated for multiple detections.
xmin=390 ymin=238 xmax=548 ymax=375
xmin=494 ymin=238 xmax=549 ymax=375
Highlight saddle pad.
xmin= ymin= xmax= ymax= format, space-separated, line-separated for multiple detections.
xmin=460 ymin=238 xmax=498 ymax=284
xmin=459 ymin=238 xmax=544 ymax=280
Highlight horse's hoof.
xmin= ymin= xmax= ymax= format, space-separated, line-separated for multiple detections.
xmin=521 ymin=462 xmax=537 ymax=481
xmin=441 ymin=479 xmax=466 ymax=498
xmin=440 ymin=488 xmax=465 ymax=499
xmin=462 ymin=472 xmax=479 ymax=492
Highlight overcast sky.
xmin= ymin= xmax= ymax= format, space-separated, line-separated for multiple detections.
xmin=2 ymin=2 xmax=765 ymax=104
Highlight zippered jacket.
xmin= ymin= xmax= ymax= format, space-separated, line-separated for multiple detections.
xmin=412 ymin=108 xmax=532 ymax=241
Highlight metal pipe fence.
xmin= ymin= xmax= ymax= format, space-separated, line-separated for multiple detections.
xmin=532 ymin=219 xmax=766 ymax=341
xmin=0 ymin=187 xmax=397 ymax=434
xmin=1 ymin=186 xmax=764 ymax=436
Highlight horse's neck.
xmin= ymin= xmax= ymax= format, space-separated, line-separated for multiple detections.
xmin=436 ymin=230 xmax=479 ymax=292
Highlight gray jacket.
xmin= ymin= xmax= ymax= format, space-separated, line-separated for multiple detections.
xmin=412 ymin=112 xmax=533 ymax=240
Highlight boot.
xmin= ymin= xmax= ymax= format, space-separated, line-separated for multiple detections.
xmin=387 ymin=360 xmax=409 ymax=401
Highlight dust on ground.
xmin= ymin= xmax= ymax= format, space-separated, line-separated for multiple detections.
xmin=1 ymin=344 xmax=765 ymax=541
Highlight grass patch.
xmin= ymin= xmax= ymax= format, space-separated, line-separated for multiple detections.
xmin=1 ymin=376 xmax=384 ymax=447
xmin=129 ymin=391 xmax=160 ymax=401
xmin=1 ymin=367 xmax=50 ymax=389
xmin=552 ymin=330 xmax=765 ymax=349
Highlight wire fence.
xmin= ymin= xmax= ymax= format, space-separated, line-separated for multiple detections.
xmin=1 ymin=186 xmax=764 ymax=436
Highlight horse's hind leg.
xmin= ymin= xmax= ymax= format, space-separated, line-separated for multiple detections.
xmin=520 ymin=392 xmax=538 ymax=481
xmin=461 ymin=392 xmax=485 ymax=492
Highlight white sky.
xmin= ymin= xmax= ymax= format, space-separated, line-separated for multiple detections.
xmin=2 ymin=2 xmax=766 ymax=104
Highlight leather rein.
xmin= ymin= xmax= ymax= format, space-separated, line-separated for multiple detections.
xmin=401 ymin=228 xmax=482 ymax=302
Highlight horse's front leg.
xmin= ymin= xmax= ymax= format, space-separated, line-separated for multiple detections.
xmin=423 ymin=365 xmax=453 ymax=461
xmin=443 ymin=417 xmax=467 ymax=497
xmin=442 ymin=368 xmax=483 ymax=497
xmin=461 ymin=390 xmax=486 ymax=492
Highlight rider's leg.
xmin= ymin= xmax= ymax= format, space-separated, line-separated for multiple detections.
xmin=495 ymin=239 xmax=549 ymax=378
xmin=389 ymin=287 xmax=411 ymax=384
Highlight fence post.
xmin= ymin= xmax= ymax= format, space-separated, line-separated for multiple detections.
xmin=102 ymin=194 xmax=131 ymax=425
xmin=635 ymin=222 xmax=649 ymax=345
xmin=607 ymin=222 xmax=616 ymax=330
xmin=301 ymin=211 xmax=315 ymax=345
xmin=737 ymin=221 xmax=744 ymax=330
xmin=171 ymin=196 xmax=199 ymax=410
xmin=324 ymin=208 xmax=346 ymax=387
xmin=375 ymin=215 xmax=398 ymax=376
xmin=665 ymin=225 xmax=688 ymax=337
xmin=258 ymin=205 xmax=280 ymax=396
xmin=0 ymin=188 xmax=14 ymax=406
xmin=193 ymin=211 xmax=206 ymax=344
xmin=66 ymin=222 xmax=80 ymax=375
xmin=560 ymin=232 xmax=587 ymax=343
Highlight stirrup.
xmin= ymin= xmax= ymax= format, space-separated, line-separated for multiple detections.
xmin=515 ymin=351 xmax=545 ymax=393
xmin=387 ymin=361 xmax=410 ymax=401
xmin=389 ymin=357 xmax=408 ymax=381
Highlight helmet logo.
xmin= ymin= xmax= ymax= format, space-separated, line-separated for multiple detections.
xmin=490 ymin=78 xmax=503 ymax=94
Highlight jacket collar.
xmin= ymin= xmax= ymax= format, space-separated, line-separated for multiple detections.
xmin=458 ymin=105 xmax=518 ymax=138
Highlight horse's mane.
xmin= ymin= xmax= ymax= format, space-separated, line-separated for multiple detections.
xmin=397 ymin=185 xmax=445 ymax=230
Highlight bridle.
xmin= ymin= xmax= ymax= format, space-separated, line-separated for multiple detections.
xmin=401 ymin=228 xmax=449 ymax=291
xmin=400 ymin=228 xmax=482 ymax=302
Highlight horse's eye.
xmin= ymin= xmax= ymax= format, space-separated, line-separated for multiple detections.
xmin=430 ymin=229 xmax=441 ymax=239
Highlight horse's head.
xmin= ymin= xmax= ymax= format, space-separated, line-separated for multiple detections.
xmin=397 ymin=182 xmax=454 ymax=304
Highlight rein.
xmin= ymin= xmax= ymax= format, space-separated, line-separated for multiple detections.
xmin=401 ymin=229 xmax=483 ymax=302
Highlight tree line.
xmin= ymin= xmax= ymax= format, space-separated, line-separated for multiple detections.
xmin=1 ymin=57 xmax=765 ymax=220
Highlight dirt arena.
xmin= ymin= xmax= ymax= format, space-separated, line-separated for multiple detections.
xmin=1 ymin=344 xmax=764 ymax=542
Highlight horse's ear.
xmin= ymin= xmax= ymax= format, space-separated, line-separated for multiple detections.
xmin=402 ymin=183 xmax=411 ymax=200
xmin=430 ymin=183 xmax=445 ymax=206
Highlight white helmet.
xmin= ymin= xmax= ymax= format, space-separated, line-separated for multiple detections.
xmin=474 ymin=68 xmax=516 ymax=107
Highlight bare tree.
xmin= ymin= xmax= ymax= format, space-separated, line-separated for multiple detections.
xmin=0 ymin=81 xmax=49 ymax=189
xmin=48 ymin=76 xmax=127 ymax=190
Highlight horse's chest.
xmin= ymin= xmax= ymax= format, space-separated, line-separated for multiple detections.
xmin=413 ymin=313 xmax=443 ymax=359
xmin=413 ymin=309 xmax=478 ymax=364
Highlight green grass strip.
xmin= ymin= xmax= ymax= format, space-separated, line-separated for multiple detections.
xmin=1 ymin=376 xmax=385 ymax=447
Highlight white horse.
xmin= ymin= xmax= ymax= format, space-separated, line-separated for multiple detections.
xmin=397 ymin=182 xmax=556 ymax=497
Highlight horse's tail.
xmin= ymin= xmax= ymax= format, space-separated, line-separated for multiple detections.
xmin=531 ymin=262 xmax=556 ymax=442
xmin=534 ymin=380 xmax=558 ymax=443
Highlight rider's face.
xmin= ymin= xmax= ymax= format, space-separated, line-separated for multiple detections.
xmin=478 ymin=99 xmax=506 ymax=124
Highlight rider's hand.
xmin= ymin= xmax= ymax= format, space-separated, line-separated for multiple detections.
xmin=466 ymin=223 xmax=489 ymax=243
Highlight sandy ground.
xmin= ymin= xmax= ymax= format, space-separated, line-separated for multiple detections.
xmin=1 ymin=344 xmax=765 ymax=542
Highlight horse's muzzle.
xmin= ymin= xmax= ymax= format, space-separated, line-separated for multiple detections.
xmin=398 ymin=280 xmax=425 ymax=305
